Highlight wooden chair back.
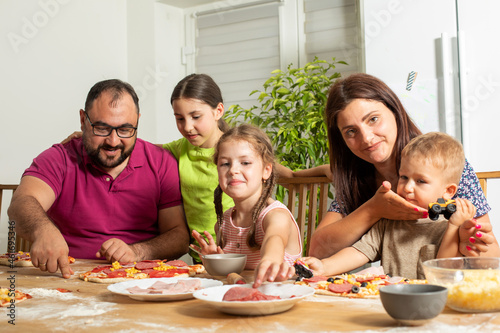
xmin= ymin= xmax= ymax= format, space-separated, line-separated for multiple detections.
xmin=475 ymin=171 xmax=500 ymax=198
xmin=0 ymin=184 xmax=32 ymax=252
xmin=276 ymin=176 xmax=331 ymax=256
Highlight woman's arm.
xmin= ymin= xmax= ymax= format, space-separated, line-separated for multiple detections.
xmin=309 ymin=181 xmax=428 ymax=259
xmin=309 ymin=210 xmax=379 ymax=259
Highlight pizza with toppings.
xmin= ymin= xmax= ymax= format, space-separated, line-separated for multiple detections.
xmin=294 ymin=265 xmax=426 ymax=299
xmin=0 ymin=252 xmax=76 ymax=267
xmin=79 ymin=259 xmax=205 ymax=284
xmin=0 ymin=287 xmax=32 ymax=307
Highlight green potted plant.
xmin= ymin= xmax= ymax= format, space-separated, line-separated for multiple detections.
xmin=226 ymin=57 xmax=347 ymax=175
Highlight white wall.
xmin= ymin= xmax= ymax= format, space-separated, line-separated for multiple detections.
xmin=0 ymin=0 xmax=186 ymax=250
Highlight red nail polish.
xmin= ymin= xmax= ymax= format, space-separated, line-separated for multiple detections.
xmin=466 ymin=246 xmax=472 ymax=251
xmin=476 ymin=224 xmax=482 ymax=229
xmin=422 ymin=211 xmax=428 ymax=218
xmin=477 ymin=232 xmax=482 ymax=238
xmin=469 ymin=237 xmax=476 ymax=243
xmin=414 ymin=208 xmax=419 ymax=212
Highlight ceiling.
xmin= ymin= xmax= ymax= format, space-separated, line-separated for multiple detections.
xmin=159 ymin=0 xmax=218 ymax=9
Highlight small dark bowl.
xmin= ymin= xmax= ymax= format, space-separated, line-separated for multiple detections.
xmin=379 ymin=284 xmax=448 ymax=326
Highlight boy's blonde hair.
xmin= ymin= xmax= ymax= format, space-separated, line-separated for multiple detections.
xmin=401 ymin=132 xmax=465 ymax=184
xmin=213 ymin=124 xmax=277 ymax=250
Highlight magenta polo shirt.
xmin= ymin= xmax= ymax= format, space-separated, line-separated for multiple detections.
xmin=22 ymin=138 xmax=182 ymax=259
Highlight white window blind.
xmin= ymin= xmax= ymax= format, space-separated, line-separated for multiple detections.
xmin=304 ymin=0 xmax=359 ymax=75
xmin=195 ymin=2 xmax=281 ymax=109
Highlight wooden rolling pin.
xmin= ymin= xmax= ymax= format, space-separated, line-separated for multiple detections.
xmin=227 ymin=273 xmax=247 ymax=284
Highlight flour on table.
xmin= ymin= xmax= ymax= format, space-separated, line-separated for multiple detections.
xmin=18 ymin=289 xmax=117 ymax=324
xmin=22 ymin=288 xmax=80 ymax=300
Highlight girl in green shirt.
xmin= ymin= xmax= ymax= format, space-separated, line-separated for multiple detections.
xmin=164 ymin=74 xmax=234 ymax=262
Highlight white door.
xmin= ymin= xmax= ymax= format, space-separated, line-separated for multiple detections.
xmin=360 ymin=0 xmax=460 ymax=138
xmin=360 ymin=0 xmax=500 ymax=239
xmin=456 ymin=0 xmax=500 ymax=171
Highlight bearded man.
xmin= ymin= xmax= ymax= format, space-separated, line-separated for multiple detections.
xmin=8 ymin=79 xmax=189 ymax=278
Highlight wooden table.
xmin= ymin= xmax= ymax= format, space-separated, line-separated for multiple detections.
xmin=3 ymin=260 xmax=500 ymax=332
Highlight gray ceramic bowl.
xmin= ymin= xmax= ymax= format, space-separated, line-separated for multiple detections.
xmin=379 ymin=284 xmax=448 ymax=326
xmin=202 ymin=253 xmax=247 ymax=277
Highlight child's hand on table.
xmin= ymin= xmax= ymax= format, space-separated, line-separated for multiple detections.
xmin=300 ymin=257 xmax=326 ymax=276
xmin=252 ymin=259 xmax=294 ymax=288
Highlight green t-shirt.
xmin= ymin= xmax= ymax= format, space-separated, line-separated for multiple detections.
xmin=163 ymin=138 xmax=233 ymax=261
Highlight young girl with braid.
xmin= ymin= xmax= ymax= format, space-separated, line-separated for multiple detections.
xmin=191 ymin=124 xmax=301 ymax=287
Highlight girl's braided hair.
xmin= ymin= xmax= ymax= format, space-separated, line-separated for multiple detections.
xmin=213 ymin=124 xmax=277 ymax=250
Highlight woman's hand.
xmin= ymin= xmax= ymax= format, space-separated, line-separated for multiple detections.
xmin=368 ymin=181 xmax=428 ymax=221
xmin=61 ymin=131 xmax=82 ymax=144
xmin=190 ymin=230 xmax=223 ymax=255
xmin=459 ymin=214 xmax=500 ymax=256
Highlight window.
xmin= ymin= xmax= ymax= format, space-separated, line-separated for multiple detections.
xmin=303 ymin=0 xmax=359 ymax=75
xmin=189 ymin=0 xmax=359 ymax=109
xmin=194 ymin=1 xmax=281 ymax=109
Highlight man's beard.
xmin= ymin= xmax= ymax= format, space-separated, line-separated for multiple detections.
xmin=84 ymin=136 xmax=135 ymax=169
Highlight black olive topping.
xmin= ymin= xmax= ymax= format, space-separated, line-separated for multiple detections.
xmin=351 ymin=285 xmax=360 ymax=293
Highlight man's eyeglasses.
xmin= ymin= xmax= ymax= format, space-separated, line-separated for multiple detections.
xmin=84 ymin=111 xmax=138 ymax=138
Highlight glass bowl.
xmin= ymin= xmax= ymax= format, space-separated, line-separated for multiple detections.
xmin=423 ymin=257 xmax=500 ymax=312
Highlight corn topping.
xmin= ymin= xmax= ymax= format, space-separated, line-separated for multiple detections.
xmin=125 ymin=267 xmax=140 ymax=277
xmin=446 ymin=269 xmax=500 ymax=312
xmin=0 ymin=288 xmax=12 ymax=302
xmin=154 ymin=263 xmax=176 ymax=271
xmin=110 ymin=261 xmax=122 ymax=271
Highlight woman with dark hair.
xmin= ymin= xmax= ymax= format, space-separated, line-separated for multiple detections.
xmin=296 ymin=73 xmax=497 ymax=259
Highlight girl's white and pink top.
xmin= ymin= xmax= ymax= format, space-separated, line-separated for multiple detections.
xmin=221 ymin=201 xmax=302 ymax=269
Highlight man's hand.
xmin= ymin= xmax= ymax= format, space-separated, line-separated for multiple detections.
xmin=96 ymin=238 xmax=137 ymax=263
xmin=29 ymin=229 xmax=73 ymax=279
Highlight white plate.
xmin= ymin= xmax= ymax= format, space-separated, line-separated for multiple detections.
xmin=107 ymin=277 xmax=223 ymax=301
xmin=192 ymin=283 xmax=315 ymax=315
